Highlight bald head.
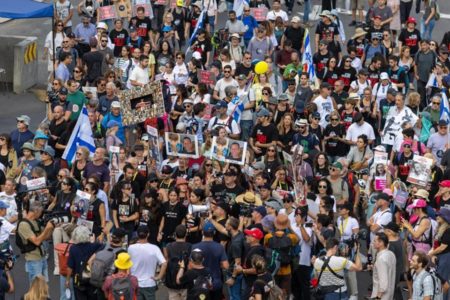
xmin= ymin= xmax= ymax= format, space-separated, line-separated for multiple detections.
xmin=53 ymin=105 xmax=64 ymax=120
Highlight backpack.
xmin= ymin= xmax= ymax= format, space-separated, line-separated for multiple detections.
xmin=165 ymin=242 xmax=191 ymax=289
xmin=74 ymin=259 xmax=92 ymax=290
xmin=190 ymin=270 xmax=213 ymax=300
xmin=111 ymin=276 xmax=133 ymax=300
xmin=267 ymin=232 xmax=293 ymax=274
xmin=340 ymin=174 xmax=356 ymax=205
xmin=419 ymin=268 xmax=442 ymax=300
xmin=90 ymin=246 xmax=124 ymax=288
xmin=16 ymin=219 xmax=42 ymax=255
xmin=255 ymin=278 xmax=284 ymax=300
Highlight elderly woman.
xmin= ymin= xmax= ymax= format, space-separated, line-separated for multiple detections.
xmin=66 ymin=226 xmax=102 ymax=299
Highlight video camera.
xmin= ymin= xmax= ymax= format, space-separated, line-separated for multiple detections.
xmin=239 ymin=204 xmax=255 ymax=217
xmin=0 ymin=248 xmax=15 ymax=271
xmin=339 ymin=229 xmax=368 ymax=258
xmin=42 ymin=211 xmax=70 ymax=226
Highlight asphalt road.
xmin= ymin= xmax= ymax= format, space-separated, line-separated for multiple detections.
xmin=1 ymin=0 xmax=450 ymax=298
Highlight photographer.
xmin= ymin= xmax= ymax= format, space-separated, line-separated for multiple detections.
xmin=16 ymin=201 xmax=55 ymax=284
xmin=312 ymin=238 xmax=362 ymax=299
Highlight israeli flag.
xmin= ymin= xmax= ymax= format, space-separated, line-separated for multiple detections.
xmin=62 ymin=106 xmax=96 ymax=163
xmin=232 ymin=102 xmax=245 ymax=123
xmin=188 ymin=9 xmax=206 ymax=47
xmin=233 ymin=0 xmax=250 ymax=17
xmin=440 ymin=89 xmax=450 ymax=124
xmin=301 ymin=30 xmax=315 ymax=82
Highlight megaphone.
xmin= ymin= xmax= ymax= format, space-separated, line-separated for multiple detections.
xmin=190 ymin=205 xmax=209 ymax=214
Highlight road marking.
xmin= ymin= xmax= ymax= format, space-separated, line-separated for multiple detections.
xmin=24 ymin=42 xmax=37 ymax=64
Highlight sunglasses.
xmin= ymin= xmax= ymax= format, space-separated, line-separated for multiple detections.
xmin=205 ymin=164 xmax=212 ymax=167
xmin=40 ymin=151 xmax=49 ymax=155
xmin=101 ymin=40 xmax=108 ymax=42
xmin=224 ymin=71 xmax=231 ymax=73
xmin=0 ymin=137 xmax=5 ymax=141
xmin=262 ymin=92 xmax=269 ymax=95
xmin=318 ymin=185 xmax=327 ymax=189
xmin=53 ymin=82 xmax=60 ymax=85
xmin=432 ymin=102 xmax=440 ymax=105
xmin=84 ymin=188 xmax=91 ymax=192
xmin=57 ymin=175 xmax=64 ymax=178
xmin=150 ymin=179 xmax=158 ymax=183
xmin=57 ymin=24 xmax=63 ymax=27
xmin=74 ymin=70 xmax=81 ymax=73
xmin=76 ymin=152 xmax=82 ymax=155
xmin=331 ymin=118 xmax=339 ymax=121
xmin=404 ymin=144 xmax=411 ymax=148
xmin=329 ymin=167 xmax=338 ymax=171
xmin=313 ymin=117 xmax=320 ymax=120
xmin=122 ymin=186 xmax=132 ymax=190
xmin=268 ymin=149 xmax=276 ymax=152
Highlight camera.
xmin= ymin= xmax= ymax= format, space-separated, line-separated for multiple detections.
xmin=0 ymin=249 xmax=15 ymax=271
xmin=42 ymin=211 xmax=70 ymax=226
xmin=239 ymin=204 xmax=255 ymax=217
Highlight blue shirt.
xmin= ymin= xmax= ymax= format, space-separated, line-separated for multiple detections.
xmin=101 ymin=113 xmax=125 ymax=143
xmin=10 ymin=129 xmax=34 ymax=156
xmin=55 ymin=63 xmax=70 ymax=83
xmin=74 ymin=23 xmax=96 ymax=44
xmin=193 ymin=240 xmax=228 ymax=291
xmin=241 ymin=15 xmax=258 ymax=40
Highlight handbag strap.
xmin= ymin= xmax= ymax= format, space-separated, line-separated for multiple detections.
xmin=63 ymin=243 xmax=72 ymax=256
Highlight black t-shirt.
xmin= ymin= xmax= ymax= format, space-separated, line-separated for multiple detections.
xmin=243 ymin=244 xmax=265 ymax=286
xmin=130 ymin=17 xmax=152 ymax=41
xmin=283 ymin=26 xmax=305 ymax=51
xmin=313 ymin=51 xmax=333 ymax=73
xmin=48 ymin=119 xmax=67 ymax=152
xmin=235 ymin=63 xmax=253 ymax=77
xmin=440 ymin=227 xmax=450 ymax=255
xmin=367 ymin=66 xmax=380 ymax=87
xmin=82 ymin=51 xmax=103 ymax=82
xmin=324 ymin=123 xmax=347 ymax=156
xmin=210 ymin=184 xmax=245 ymax=205
xmin=179 ymin=267 xmax=212 ymax=298
xmin=112 ymin=197 xmax=139 ymax=231
xmin=398 ymin=28 xmax=421 ymax=55
xmin=388 ymin=238 xmax=404 ymax=283
xmin=393 ymin=152 xmax=414 ymax=182
xmin=347 ymin=38 xmax=367 ymax=58
xmin=252 ymin=272 xmax=273 ymax=299
xmin=318 ymin=67 xmax=340 ymax=87
xmin=251 ymin=123 xmax=279 ymax=157
xmin=388 ymin=67 xmax=408 ymax=88
xmin=226 ymin=232 xmax=244 ymax=269
xmin=192 ymin=39 xmax=212 ymax=66
xmin=331 ymin=91 xmax=349 ymax=108
xmin=213 ymin=218 xmax=229 ymax=244
xmin=161 ymin=201 xmax=187 ymax=242
xmin=315 ymin=21 xmax=339 ymax=41
xmin=339 ymin=68 xmax=357 ymax=91
xmin=109 ymin=29 xmax=129 ymax=57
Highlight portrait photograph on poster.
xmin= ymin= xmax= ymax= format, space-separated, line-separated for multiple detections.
xmin=118 ymin=82 xmax=165 ymax=126
xmin=224 ymin=139 xmax=247 ymax=166
xmin=165 ymin=132 xmax=199 ymax=158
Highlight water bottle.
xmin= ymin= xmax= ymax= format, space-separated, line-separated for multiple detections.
xmin=65 ymin=288 xmax=71 ymax=299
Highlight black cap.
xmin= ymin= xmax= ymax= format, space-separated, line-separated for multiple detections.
xmin=60 ymin=87 xmax=68 ymax=95
xmin=387 ymin=87 xmax=398 ymax=96
xmin=111 ymin=227 xmax=126 ymax=238
xmin=439 ymin=120 xmax=448 ymax=127
xmin=161 ymin=165 xmax=173 ymax=174
xmin=383 ymin=221 xmax=400 ymax=233
xmin=215 ymin=201 xmax=229 ymax=214
xmin=320 ymin=82 xmax=331 ymax=89
xmin=224 ymin=169 xmax=237 ymax=176
xmin=67 ymin=32 xmax=76 ymax=38
xmin=148 ymin=172 xmax=158 ymax=182
xmin=377 ymin=192 xmax=391 ymax=202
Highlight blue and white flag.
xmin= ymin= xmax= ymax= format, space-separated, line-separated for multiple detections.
xmin=188 ymin=9 xmax=206 ymax=48
xmin=301 ymin=29 xmax=315 ymax=82
xmin=440 ymin=89 xmax=450 ymax=124
xmin=233 ymin=0 xmax=250 ymax=17
xmin=62 ymin=106 xmax=96 ymax=163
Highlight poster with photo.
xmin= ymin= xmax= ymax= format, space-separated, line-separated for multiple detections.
xmin=147 ymin=125 xmax=163 ymax=169
xmin=224 ymin=139 xmax=247 ymax=165
xmin=210 ymin=136 xmax=230 ymax=162
xmin=165 ymin=132 xmax=199 ymax=158
xmin=407 ymin=155 xmax=433 ymax=187
xmin=382 ymin=107 xmax=418 ymax=145
xmin=109 ymin=146 xmax=120 ymax=175
xmin=374 ymin=151 xmax=388 ymax=166
xmin=72 ymin=190 xmax=91 ymax=219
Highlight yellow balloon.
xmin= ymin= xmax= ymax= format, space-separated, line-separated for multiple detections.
xmin=255 ymin=61 xmax=269 ymax=75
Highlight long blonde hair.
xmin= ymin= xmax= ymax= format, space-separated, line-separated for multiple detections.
xmin=24 ymin=275 xmax=49 ymax=300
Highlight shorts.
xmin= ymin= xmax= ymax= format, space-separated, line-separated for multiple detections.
xmin=351 ymin=0 xmax=364 ymax=10
xmin=25 ymin=258 xmax=49 ymax=284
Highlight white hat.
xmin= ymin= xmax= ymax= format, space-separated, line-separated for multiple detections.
xmin=96 ymin=22 xmax=108 ymax=31
xmin=380 ymin=72 xmax=389 ymax=80
xmin=183 ymin=99 xmax=194 ymax=105
xmin=291 ymin=16 xmax=301 ymax=23
xmin=192 ymin=52 xmax=202 ymax=60
xmin=111 ymin=101 xmax=121 ymax=108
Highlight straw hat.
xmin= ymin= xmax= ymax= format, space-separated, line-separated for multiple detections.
xmin=352 ymin=27 xmax=367 ymax=39
xmin=235 ymin=192 xmax=262 ymax=206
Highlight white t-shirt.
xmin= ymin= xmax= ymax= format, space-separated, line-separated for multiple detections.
xmin=128 ymin=242 xmax=166 ymax=288
xmin=0 ymin=192 xmax=17 ymax=224
xmin=236 ymin=87 xmax=255 ymax=121
xmin=336 ymin=216 xmax=359 ymax=241
xmin=350 ymin=79 xmax=370 ymax=98
xmin=313 ymin=95 xmax=335 ymax=128
xmin=292 ymin=224 xmax=313 ymax=266
xmin=128 ymin=65 xmax=149 ymax=88
xmin=214 ymin=78 xmax=238 ymax=100
xmin=373 ymin=82 xmax=397 ymax=109
xmin=346 ymin=122 xmax=376 ymax=143
xmin=370 ymin=208 xmax=392 ymax=242
xmin=0 ymin=217 xmax=14 ymax=242
xmin=207 ymin=116 xmax=241 ymax=135
xmin=267 ymin=10 xmax=289 ymax=22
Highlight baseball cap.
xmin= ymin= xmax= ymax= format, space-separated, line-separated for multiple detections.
xmin=111 ymin=227 xmax=127 ymax=238
xmin=440 ymin=180 xmax=450 ymax=188
xmin=203 ymin=221 xmax=216 ymax=234
xmin=406 ymin=17 xmax=417 ymax=24
xmin=253 ymin=206 xmax=267 ymax=217
xmin=291 ymin=16 xmax=301 ymax=23
xmin=380 ymin=72 xmax=389 ymax=80
xmin=43 ymin=145 xmax=55 ymax=158
xmin=59 ymin=87 xmax=68 ymax=95
xmin=439 ymin=120 xmax=448 ymax=127
xmin=111 ymin=101 xmax=121 ymax=108
xmin=407 ymin=199 xmax=427 ymax=209
xmin=332 ymin=161 xmax=343 ymax=170
xmin=312 ymin=111 xmax=320 ymax=119
xmin=437 ymin=207 xmax=450 ymax=224
xmin=129 ymin=26 xmax=137 ymax=33
xmin=440 ymin=45 xmax=449 ymax=54
xmin=107 ymin=120 xmax=120 ymax=128
xmin=161 ymin=165 xmax=173 ymax=174
xmin=387 ymin=87 xmax=398 ymax=96
xmin=0 ymin=201 xmax=9 ymax=210
xmin=257 ymin=108 xmax=270 ymax=117
xmin=265 ymin=199 xmax=282 ymax=211
xmin=215 ymin=100 xmax=228 ymax=109
xmin=278 ymin=93 xmax=289 ymax=102
xmin=244 ymin=227 xmax=264 ymax=240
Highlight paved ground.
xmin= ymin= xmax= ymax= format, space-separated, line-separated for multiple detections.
xmin=1 ymin=0 xmax=450 ymax=298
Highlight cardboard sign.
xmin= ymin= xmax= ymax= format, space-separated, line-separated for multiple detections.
xmin=251 ymin=7 xmax=268 ymax=22
xmin=407 ymin=155 xmax=433 ymax=187
xmin=26 ymin=177 xmax=46 ymax=191
xmin=197 ymin=70 xmax=216 ymax=85
xmin=156 ymin=0 xmax=167 ymax=5
xmin=98 ymin=5 xmax=118 ymax=21
xmin=133 ymin=4 xmax=153 ymax=18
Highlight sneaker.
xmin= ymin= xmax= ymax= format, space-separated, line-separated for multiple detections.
xmin=349 ymin=20 xmax=357 ymax=26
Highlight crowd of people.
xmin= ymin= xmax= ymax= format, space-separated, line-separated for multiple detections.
xmin=1 ymin=0 xmax=450 ymax=299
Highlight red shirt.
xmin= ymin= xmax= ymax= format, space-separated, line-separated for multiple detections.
xmin=102 ymin=272 xmax=139 ymax=300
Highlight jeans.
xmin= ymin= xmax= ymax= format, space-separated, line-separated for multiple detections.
xmin=303 ymin=0 xmax=311 ymax=23
xmin=228 ymin=274 xmax=243 ymax=300
xmin=285 ymin=0 xmax=295 ymax=12
xmin=59 ymin=276 xmax=74 ymax=300
xmin=400 ymin=1 xmax=413 ymax=24
xmin=25 ymin=258 xmax=49 ymax=285
xmin=240 ymin=120 xmax=253 ymax=141
xmin=325 ymin=291 xmax=349 ymax=300
xmin=138 ymin=286 xmax=157 ymax=300
xmin=420 ymin=18 xmax=435 ymax=40
xmin=226 ymin=1 xmax=234 ymax=11
xmin=208 ymin=16 xmax=216 ymax=34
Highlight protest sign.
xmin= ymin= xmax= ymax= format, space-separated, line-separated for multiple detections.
xmin=98 ymin=5 xmax=117 ymax=21
xmin=251 ymin=7 xmax=268 ymax=21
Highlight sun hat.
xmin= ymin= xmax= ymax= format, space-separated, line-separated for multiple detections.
xmin=114 ymin=252 xmax=133 ymax=269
